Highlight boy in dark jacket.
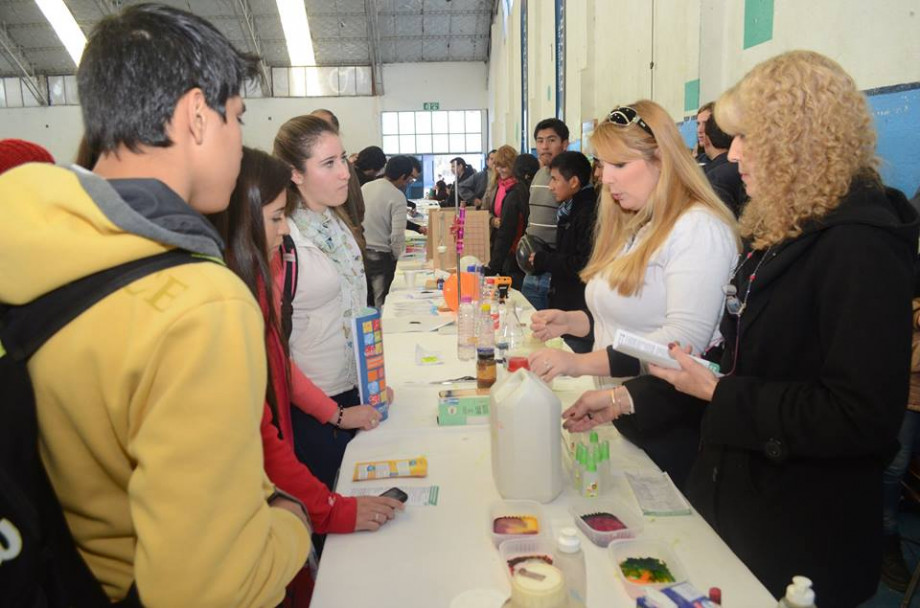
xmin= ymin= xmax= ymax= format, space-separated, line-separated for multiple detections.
xmin=530 ymin=151 xmax=597 ymax=352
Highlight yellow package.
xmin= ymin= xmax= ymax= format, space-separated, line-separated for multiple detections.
xmin=353 ymin=456 xmax=428 ymax=481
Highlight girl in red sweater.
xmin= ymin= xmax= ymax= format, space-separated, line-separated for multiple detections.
xmin=210 ymin=147 xmax=403 ymax=603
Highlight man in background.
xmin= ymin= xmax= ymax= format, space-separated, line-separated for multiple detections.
xmin=362 ymin=155 xmax=418 ymax=306
xmin=441 ymin=156 xmax=475 ymax=207
xmin=521 ymin=117 xmax=570 ymax=310
xmin=695 ymin=102 xmax=714 ymax=166
xmin=702 ymin=110 xmax=745 ymax=216
xmin=459 ymin=148 xmax=495 ymax=209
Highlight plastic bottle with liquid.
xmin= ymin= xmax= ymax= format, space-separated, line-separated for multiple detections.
xmin=778 ymin=576 xmax=816 ymax=608
xmin=457 ymin=295 xmax=476 ymax=361
xmin=479 ymin=302 xmax=494 ymax=349
xmin=555 ymin=528 xmax=587 ymax=608
xmin=573 ymin=442 xmax=587 ymax=491
xmin=582 ymin=452 xmax=599 ymax=498
xmin=498 ymin=298 xmax=525 ymax=353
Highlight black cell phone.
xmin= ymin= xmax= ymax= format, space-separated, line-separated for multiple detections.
xmin=379 ymin=487 xmax=408 ymax=503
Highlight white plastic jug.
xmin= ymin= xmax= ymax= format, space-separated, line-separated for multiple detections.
xmin=489 ymin=368 xmax=563 ymax=503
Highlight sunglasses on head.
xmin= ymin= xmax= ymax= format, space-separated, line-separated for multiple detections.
xmin=607 ymin=106 xmax=654 ymax=138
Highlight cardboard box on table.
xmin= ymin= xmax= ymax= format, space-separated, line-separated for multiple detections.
xmin=426 ymin=208 xmax=491 ymax=271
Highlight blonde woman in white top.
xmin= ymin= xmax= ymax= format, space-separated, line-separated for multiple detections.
xmin=529 ymin=100 xmax=738 ymax=415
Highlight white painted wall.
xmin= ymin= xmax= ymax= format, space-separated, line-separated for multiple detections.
xmin=493 ymin=0 xmax=920 ymax=133
xmin=488 ymin=0 xmax=523 ymax=149
xmin=0 ymin=62 xmax=489 ymax=163
xmin=528 ymin=0 xmax=557 ymax=140
xmin=699 ymin=0 xmax=920 ymax=103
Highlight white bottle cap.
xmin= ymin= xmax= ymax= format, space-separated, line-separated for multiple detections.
xmin=785 ymin=575 xmax=815 ymax=607
xmin=556 ymin=527 xmax=581 ymax=554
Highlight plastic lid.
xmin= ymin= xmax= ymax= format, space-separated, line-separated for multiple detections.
xmin=556 ymin=527 xmax=581 ymax=553
xmin=599 ymin=441 xmax=610 ymax=461
xmin=509 ymin=563 xmax=565 ymax=607
xmin=575 ymin=443 xmax=587 ymax=463
xmin=708 ymin=587 xmax=722 ymax=605
xmin=785 ymin=576 xmax=814 ymax=606
xmin=461 ymin=295 xmax=472 ymax=303
xmin=481 ymin=302 xmax=491 ymax=312
xmin=589 ymin=431 xmax=599 ymax=444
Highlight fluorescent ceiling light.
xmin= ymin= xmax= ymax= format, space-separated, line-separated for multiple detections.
xmin=275 ymin=0 xmax=317 ymax=66
xmin=35 ymin=0 xmax=87 ymax=66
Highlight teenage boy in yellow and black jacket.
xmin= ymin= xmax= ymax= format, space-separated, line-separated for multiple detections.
xmin=0 ymin=5 xmax=310 ymax=607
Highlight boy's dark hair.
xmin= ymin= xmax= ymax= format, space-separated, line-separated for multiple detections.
xmin=355 ymin=146 xmax=387 ymax=172
xmin=385 ymin=155 xmax=415 ymax=181
xmin=549 ymin=151 xmax=592 ymax=189
xmin=450 ymin=157 xmax=467 ymax=168
xmin=704 ymin=110 xmax=734 ymax=150
xmin=512 ymin=154 xmax=540 ymax=185
xmin=409 ymin=155 xmax=422 ymax=174
xmin=533 ymin=118 xmax=569 ymax=141
xmin=78 ymin=3 xmax=259 ymax=154
xmin=697 ymin=101 xmax=715 ymax=116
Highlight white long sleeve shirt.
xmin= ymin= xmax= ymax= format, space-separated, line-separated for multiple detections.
xmin=586 ymin=206 xmax=737 ymax=358
xmin=361 ymin=178 xmax=408 ymax=259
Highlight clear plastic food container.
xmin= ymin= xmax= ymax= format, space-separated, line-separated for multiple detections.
xmin=489 ymin=499 xmax=545 ymax=547
xmin=608 ymin=537 xmax=688 ymax=599
xmin=569 ymin=498 xmax=643 ymax=547
xmin=497 ymin=537 xmax=556 ymax=581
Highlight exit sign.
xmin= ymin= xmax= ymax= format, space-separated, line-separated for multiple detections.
xmin=423 ymin=102 xmax=440 ymax=111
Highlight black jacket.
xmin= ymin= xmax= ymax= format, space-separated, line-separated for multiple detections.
xmin=532 ymin=185 xmax=596 ymax=312
xmin=626 ymin=179 xmax=918 ymax=605
xmin=489 ymin=182 xmax=530 ymax=288
xmin=441 ymin=166 xmax=476 ymax=207
xmin=703 ymin=152 xmax=746 ymax=217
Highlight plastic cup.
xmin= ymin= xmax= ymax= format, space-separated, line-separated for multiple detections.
xmin=404 ymin=269 xmax=418 ymax=289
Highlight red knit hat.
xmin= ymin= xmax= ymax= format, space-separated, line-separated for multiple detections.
xmin=0 ymin=138 xmax=55 ymax=175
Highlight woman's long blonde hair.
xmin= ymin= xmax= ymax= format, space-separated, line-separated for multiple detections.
xmin=581 ymin=99 xmax=738 ymax=295
xmin=715 ymin=50 xmax=879 ymax=250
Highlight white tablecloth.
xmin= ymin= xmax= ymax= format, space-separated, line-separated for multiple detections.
xmin=311 ymin=266 xmax=775 ymax=607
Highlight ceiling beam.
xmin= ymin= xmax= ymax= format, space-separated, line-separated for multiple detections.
xmin=0 ymin=19 xmax=47 ymax=105
xmin=364 ymin=0 xmax=383 ymax=95
xmin=378 ymin=34 xmax=490 ymax=42
xmin=231 ymin=0 xmax=271 ymax=95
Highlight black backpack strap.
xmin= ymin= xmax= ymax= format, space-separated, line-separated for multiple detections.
xmin=0 ymin=250 xmax=207 ymax=608
xmin=280 ymin=235 xmax=298 ymax=340
xmin=1 ymin=250 xmax=206 ymax=362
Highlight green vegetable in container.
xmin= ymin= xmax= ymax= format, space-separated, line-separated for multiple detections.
xmin=620 ymin=557 xmax=675 ymax=584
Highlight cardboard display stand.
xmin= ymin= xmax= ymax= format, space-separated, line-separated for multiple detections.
xmin=426 ymin=208 xmax=491 ymax=270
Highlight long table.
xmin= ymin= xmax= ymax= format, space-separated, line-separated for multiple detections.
xmin=311 ymin=268 xmax=775 ymax=607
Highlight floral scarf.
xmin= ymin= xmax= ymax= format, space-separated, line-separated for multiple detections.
xmin=291 ymin=206 xmax=366 ymax=389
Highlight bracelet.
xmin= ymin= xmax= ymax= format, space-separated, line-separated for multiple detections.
xmin=611 ymin=386 xmax=635 ymax=417
xmin=334 ymin=405 xmax=344 ymax=428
